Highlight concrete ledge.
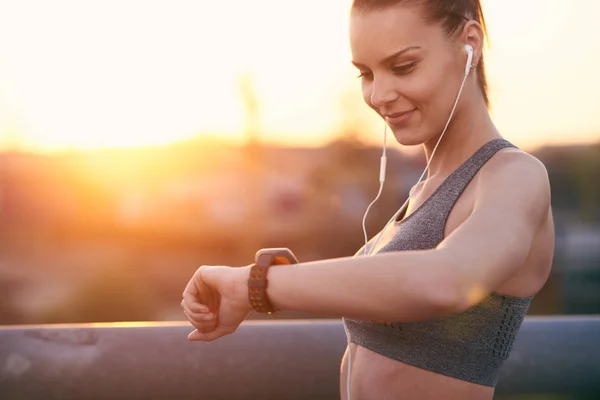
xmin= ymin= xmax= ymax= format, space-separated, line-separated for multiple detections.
xmin=1 ymin=316 xmax=599 ymax=399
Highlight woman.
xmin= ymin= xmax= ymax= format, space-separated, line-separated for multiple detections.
xmin=181 ymin=1 xmax=554 ymax=399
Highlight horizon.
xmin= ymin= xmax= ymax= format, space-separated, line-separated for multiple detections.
xmin=1 ymin=130 xmax=597 ymax=160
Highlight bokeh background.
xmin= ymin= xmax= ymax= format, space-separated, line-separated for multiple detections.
xmin=0 ymin=0 xmax=598 ymax=333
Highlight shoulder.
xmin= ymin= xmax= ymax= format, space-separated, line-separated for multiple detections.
xmin=479 ymin=146 xmax=550 ymax=189
xmin=474 ymin=147 xmax=551 ymax=225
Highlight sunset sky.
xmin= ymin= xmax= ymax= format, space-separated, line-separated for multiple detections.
xmin=0 ymin=0 xmax=599 ymax=153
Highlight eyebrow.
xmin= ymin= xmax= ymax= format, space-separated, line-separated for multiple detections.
xmin=351 ymin=45 xmax=422 ymax=68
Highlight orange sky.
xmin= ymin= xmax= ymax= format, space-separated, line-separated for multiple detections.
xmin=0 ymin=0 xmax=599 ymax=153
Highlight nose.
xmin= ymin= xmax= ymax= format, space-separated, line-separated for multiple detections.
xmin=369 ymin=75 xmax=399 ymax=109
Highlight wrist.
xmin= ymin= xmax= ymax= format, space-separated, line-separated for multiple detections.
xmin=234 ymin=265 xmax=253 ymax=312
xmin=203 ymin=265 xmax=253 ymax=314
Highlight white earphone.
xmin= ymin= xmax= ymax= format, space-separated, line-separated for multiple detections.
xmin=464 ymin=44 xmax=474 ymax=76
xmin=344 ymin=43 xmax=475 ymax=400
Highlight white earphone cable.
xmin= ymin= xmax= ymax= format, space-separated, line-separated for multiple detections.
xmin=361 ymin=124 xmax=387 ymax=247
xmin=365 ymin=70 xmax=469 ymax=256
xmin=342 ymin=62 xmax=470 ymax=400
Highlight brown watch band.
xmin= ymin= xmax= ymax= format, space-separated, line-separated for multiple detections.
xmin=248 ymin=248 xmax=298 ymax=314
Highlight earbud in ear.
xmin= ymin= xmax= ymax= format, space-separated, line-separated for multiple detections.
xmin=464 ymin=44 xmax=474 ymax=76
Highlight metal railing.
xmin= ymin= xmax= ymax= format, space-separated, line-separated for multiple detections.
xmin=1 ymin=316 xmax=599 ymax=399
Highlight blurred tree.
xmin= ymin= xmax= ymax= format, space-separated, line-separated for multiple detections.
xmin=41 ymin=265 xmax=159 ymax=324
xmin=572 ymin=145 xmax=600 ymax=223
xmin=535 ymin=143 xmax=600 ymax=224
xmin=0 ymin=278 xmax=23 ymax=325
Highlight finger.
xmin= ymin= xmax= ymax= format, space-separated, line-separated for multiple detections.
xmin=182 ymin=267 xmax=218 ymax=312
xmin=187 ymin=326 xmax=235 ymax=342
xmin=181 ymin=293 xmax=210 ymax=311
xmin=191 ymin=320 xmax=218 ymax=334
xmin=183 ymin=307 xmax=216 ymax=324
xmin=181 ymin=299 xmax=212 ymax=318
xmin=181 ymin=302 xmax=216 ymax=324
xmin=192 ymin=268 xmax=220 ymax=311
xmin=182 ymin=283 xmax=210 ymax=313
xmin=188 ymin=330 xmax=206 ymax=341
xmin=182 ymin=309 xmax=218 ymax=333
xmin=187 ymin=301 xmax=211 ymax=314
xmin=182 ymin=272 xmax=199 ymax=298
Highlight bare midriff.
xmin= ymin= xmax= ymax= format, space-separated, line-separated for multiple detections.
xmin=340 ymin=344 xmax=495 ymax=400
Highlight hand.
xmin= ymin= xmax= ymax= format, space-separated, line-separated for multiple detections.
xmin=181 ymin=265 xmax=252 ymax=342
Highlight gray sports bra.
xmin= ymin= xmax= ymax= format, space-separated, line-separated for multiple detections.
xmin=344 ymin=138 xmax=533 ymax=387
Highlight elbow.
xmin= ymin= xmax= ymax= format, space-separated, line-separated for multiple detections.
xmin=425 ymin=283 xmax=465 ymax=317
xmin=425 ymin=273 xmax=488 ymax=317
xmin=379 ymin=251 xmax=475 ymax=322
xmin=422 ymin=258 xmax=469 ymax=317
xmin=386 ymin=269 xmax=466 ymax=322
xmin=382 ymin=280 xmax=462 ymax=323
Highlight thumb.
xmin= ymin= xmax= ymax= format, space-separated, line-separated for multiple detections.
xmin=187 ymin=325 xmax=236 ymax=342
xmin=187 ymin=329 xmax=205 ymax=341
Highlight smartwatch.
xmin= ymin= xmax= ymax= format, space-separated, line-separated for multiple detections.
xmin=248 ymin=248 xmax=298 ymax=314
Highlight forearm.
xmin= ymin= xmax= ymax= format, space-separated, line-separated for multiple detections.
xmin=265 ymin=249 xmax=460 ymax=322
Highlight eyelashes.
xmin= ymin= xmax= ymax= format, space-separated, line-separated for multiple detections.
xmin=392 ymin=62 xmax=417 ymax=75
xmin=357 ymin=62 xmax=418 ymax=80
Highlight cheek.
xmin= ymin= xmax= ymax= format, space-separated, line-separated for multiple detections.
xmin=408 ymin=71 xmax=440 ymax=107
xmin=411 ymin=68 xmax=452 ymax=120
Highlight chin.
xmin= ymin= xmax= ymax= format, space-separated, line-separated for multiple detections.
xmin=390 ymin=127 xmax=427 ymax=146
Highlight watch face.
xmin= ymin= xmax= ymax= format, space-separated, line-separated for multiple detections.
xmin=255 ymin=248 xmax=298 ymax=265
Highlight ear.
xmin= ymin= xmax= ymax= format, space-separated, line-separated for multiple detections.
xmin=461 ymin=20 xmax=485 ymax=68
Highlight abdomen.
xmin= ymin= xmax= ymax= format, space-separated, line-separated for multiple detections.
xmin=347 ymin=344 xmax=494 ymax=400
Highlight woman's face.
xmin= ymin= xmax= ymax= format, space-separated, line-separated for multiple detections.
xmin=349 ymin=5 xmax=467 ymax=146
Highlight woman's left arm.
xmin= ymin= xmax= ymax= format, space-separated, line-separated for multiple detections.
xmin=183 ymin=152 xmax=551 ymax=340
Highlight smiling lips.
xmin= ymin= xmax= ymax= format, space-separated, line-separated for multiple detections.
xmin=383 ymin=109 xmax=416 ymax=127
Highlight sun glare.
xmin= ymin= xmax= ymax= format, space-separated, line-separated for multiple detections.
xmin=0 ymin=0 xmax=599 ymax=152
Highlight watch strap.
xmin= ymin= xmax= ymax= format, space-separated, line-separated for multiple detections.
xmin=248 ymin=253 xmax=278 ymax=314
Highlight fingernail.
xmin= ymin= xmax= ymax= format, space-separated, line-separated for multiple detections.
xmin=201 ymin=314 xmax=213 ymax=320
